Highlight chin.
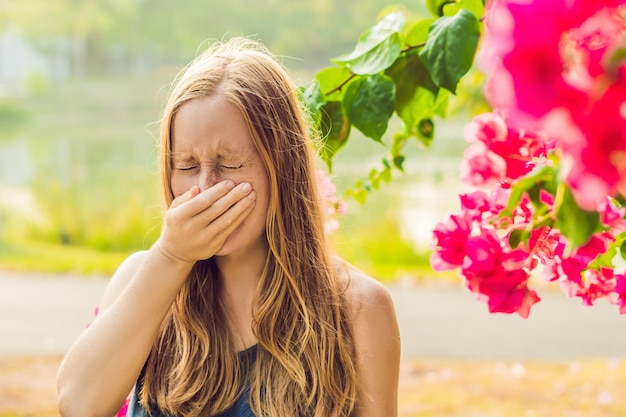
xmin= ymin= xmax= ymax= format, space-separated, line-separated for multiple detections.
xmin=215 ymin=232 xmax=268 ymax=260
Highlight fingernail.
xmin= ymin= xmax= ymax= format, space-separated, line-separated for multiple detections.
xmin=247 ymin=190 xmax=256 ymax=200
xmin=225 ymin=180 xmax=236 ymax=189
xmin=241 ymin=182 xmax=251 ymax=193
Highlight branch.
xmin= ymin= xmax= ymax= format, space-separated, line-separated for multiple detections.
xmin=401 ymin=42 xmax=426 ymax=53
xmin=324 ymin=73 xmax=356 ymax=96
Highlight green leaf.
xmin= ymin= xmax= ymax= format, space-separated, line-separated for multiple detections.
xmin=406 ymin=19 xmax=435 ymax=46
xmin=381 ymin=166 xmax=392 ymax=183
xmin=501 ymin=166 xmax=557 ymax=218
xmin=426 ymin=0 xmax=457 ymax=17
xmin=332 ymin=12 xmax=405 ymax=75
xmin=319 ymin=101 xmax=351 ymax=171
xmin=300 ymin=80 xmax=325 ymax=127
xmin=385 ymin=54 xmax=438 ymax=134
xmin=508 ymin=229 xmax=531 ymax=249
xmin=554 ymin=187 xmax=601 ymax=250
xmin=342 ymin=74 xmax=396 ymax=142
xmin=393 ymin=155 xmax=405 ymax=170
xmin=315 ymin=66 xmax=352 ymax=100
xmin=352 ymin=187 xmax=369 ymax=204
xmin=369 ymin=168 xmax=381 ymax=190
xmin=433 ymin=88 xmax=450 ymax=118
xmin=443 ymin=0 xmax=485 ymax=19
xmin=419 ymin=9 xmax=481 ymax=94
xmin=588 ymin=244 xmax=618 ymax=270
xmin=333 ymin=34 xmax=403 ymax=75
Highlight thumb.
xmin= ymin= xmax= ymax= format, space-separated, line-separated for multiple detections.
xmin=169 ymin=185 xmax=200 ymax=209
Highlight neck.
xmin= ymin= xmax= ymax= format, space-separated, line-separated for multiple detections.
xmin=214 ymin=242 xmax=268 ymax=350
xmin=215 ymin=243 xmax=267 ymax=291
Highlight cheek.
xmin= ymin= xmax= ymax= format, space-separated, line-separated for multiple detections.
xmin=170 ymin=173 xmax=196 ymax=197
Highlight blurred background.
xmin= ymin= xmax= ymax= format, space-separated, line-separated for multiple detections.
xmin=2 ymin=1 xmax=625 ymax=417
xmin=0 ymin=0 xmax=466 ymax=279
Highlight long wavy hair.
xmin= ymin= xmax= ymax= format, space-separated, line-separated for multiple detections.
xmin=139 ymin=38 xmax=358 ymax=417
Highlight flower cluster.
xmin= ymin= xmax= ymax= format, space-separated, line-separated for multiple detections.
xmin=432 ymin=111 xmax=626 ymax=317
xmin=432 ymin=0 xmax=626 ymax=317
xmin=480 ymin=0 xmax=626 ymax=210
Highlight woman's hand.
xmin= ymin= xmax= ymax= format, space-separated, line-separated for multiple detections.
xmin=155 ymin=180 xmax=256 ymax=264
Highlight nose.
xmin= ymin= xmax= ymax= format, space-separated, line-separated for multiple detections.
xmin=197 ymin=168 xmax=220 ymax=192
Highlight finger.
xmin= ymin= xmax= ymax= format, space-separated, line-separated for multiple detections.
xmin=169 ymin=185 xmax=201 ymax=209
xmin=205 ymin=189 xmax=257 ymax=239
xmin=194 ymin=182 xmax=254 ymax=225
xmin=175 ymin=180 xmax=236 ymax=216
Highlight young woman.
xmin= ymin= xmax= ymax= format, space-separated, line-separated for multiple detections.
xmin=56 ymin=37 xmax=400 ymax=417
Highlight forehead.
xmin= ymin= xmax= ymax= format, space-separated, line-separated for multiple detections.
xmin=171 ymin=95 xmax=256 ymax=156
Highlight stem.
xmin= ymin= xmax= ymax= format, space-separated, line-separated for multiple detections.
xmin=438 ymin=0 xmax=457 ymax=17
xmin=552 ymin=181 xmax=566 ymax=215
xmin=401 ymin=42 xmax=426 ymax=53
xmin=324 ymin=73 xmax=356 ymax=96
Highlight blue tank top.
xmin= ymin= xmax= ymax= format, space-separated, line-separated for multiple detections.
xmin=127 ymin=345 xmax=258 ymax=417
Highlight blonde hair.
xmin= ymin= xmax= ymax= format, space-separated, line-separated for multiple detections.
xmin=140 ymin=37 xmax=358 ymax=417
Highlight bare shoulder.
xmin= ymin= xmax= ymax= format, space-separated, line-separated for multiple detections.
xmin=338 ymin=261 xmax=401 ymax=415
xmin=340 ymin=262 xmax=396 ymax=322
xmin=98 ymin=250 xmax=148 ymax=313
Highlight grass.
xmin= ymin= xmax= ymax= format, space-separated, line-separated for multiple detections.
xmin=2 ymin=356 xmax=625 ymax=417
xmin=0 ymin=239 xmax=130 ymax=275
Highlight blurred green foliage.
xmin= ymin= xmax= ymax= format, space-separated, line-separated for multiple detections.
xmin=0 ymin=0 xmax=477 ymax=278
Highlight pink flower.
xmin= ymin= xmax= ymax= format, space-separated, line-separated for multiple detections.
xmin=460 ymin=142 xmax=507 ymax=187
xmin=561 ymin=267 xmax=617 ymax=306
xmin=459 ymin=190 xmax=501 ymax=221
xmin=462 ymin=230 xmax=505 ymax=276
xmin=475 ymin=272 xmax=540 ymax=318
xmin=462 ymin=112 xmax=553 ymax=184
xmin=598 ymin=198 xmax=626 ymax=228
xmin=613 ymin=273 xmax=626 ymax=313
xmin=463 ymin=112 xmax=508 ymax=145
xmin=315 ymin=169 xmax=347 ymax=235
xmin=430 ymin=215 xmax=471 ymax=271
xmin=436 ymin=0 xmax=626 ymax=317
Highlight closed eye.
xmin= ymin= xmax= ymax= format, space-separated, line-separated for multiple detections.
xmin=220 ymin=164 xmax=244 ymax=170
xmin=176 ymin=165 xmax=198 ymax=171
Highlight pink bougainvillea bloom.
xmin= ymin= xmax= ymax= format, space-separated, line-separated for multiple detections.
xmin=463 ymin=112 xmax=553 ymax=182
xmin=336 ymin=200 xmax=348 ymax=216
xmin=462 ymin=230 xmax=505 ymax=276
xmin=463 ymin=112 xmax=509 ymax=145
xmin=314 ymin=169 xmax=347 ymax=235
xmin=430 ymin=214 xmax=471 ymax=271
xmin=568 ymin=7 xmax=626 ymax=79
xmin=315 ymin=169 xmax=337 ymax=200
xmin=613 ymin=273 xmax=626 ymax=313
xmin=437 ymin=0 xmax=626 ymax=317
xmin=598 ymin=197 xmax=626 ymax=229
xmin=460 ymin=142 xmax=507 ymax=187
xmin=559 ymin=79 xmax=626 ymax=208
xmin=459 ymin=190 xmax=502 ymax=222
xmin=504 ymin=43 xmax=576 ymax=118
xmin=482 ymin=279 xmax=539 ymax=318
xmin=561 ymin=267 xmax=617 ymax=306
